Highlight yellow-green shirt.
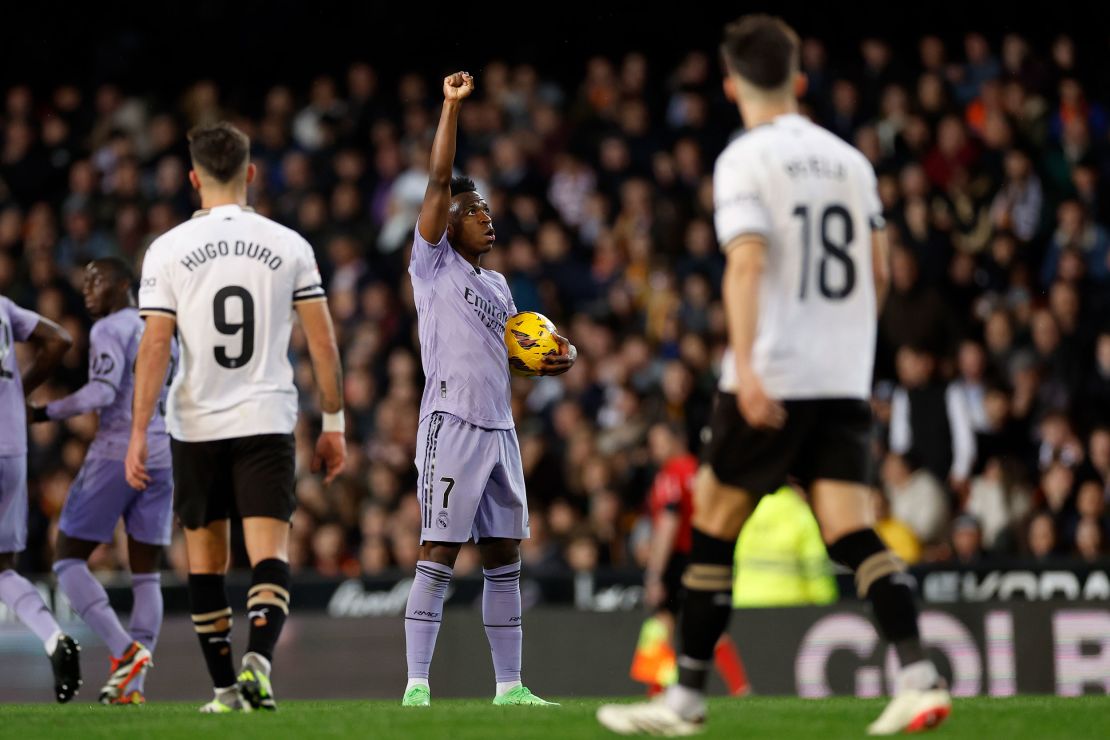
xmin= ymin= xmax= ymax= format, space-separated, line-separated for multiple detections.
xmin=734 ymin=487 xmax=838 ymax=607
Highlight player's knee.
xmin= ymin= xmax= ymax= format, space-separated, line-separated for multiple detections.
xmin=128 ymin=541 xmax=161 ymax=574
xmin=0 ymin=552 xmax=15 ymax=572
xmin=691 ymin=470 xmax=754 ymax=540
xmin=421 ymin=541 xmax=462 ymax=568
xmin=682 ymin=529 xmax=735 ymax=594
xmin=477 ymin=538 xmax=520 ymax=569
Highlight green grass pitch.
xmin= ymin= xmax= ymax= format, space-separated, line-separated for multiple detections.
xmin=0 ymin=696 xmax=1106 ymax=739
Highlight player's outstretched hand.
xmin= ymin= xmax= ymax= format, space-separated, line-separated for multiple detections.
xmin=313 ymin=431 xmax=348 ymax=485
xmin=443 ymin=72 xmax=475 ymax=102
xmin=125 ymin=432 xmax=151 ymax=490
xmin=737 ymin=371 xmax=786 ymax=430
xmin=541 ymin=333 xmax=577 ymax=376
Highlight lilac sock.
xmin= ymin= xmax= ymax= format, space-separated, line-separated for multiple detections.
xmin=0 ymin=569 xmax=62 ymax=646
xmin=128 ymin=572 xmax=163 ymax=693
xmin=405 ymin=560 xmax=453 ymax=680
xmin=54 ymin=559 xmax=132 ymax=658
xmin=483 ymin=561 xmax=522 ymax=684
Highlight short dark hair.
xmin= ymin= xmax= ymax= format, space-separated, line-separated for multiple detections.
xmin=720 ymin=14 xmax=800 ymax=91
xmin=450 ymin=175 xmax=477 ymax=197
xmin=90 ymin=257 xmax=134 ymax=285
xmin=187 ymin=122 xmax=250 ymax=183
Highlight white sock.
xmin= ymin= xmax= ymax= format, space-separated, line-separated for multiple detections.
xmin=664 ymin=683 xmax=706 ymax=720
xmin=44 ymin=629 xmax=62 ymax=656
xmin=896 ymin=660 xmax=940 ymax=693
xmin=406 ymin=678 xmax=429 ymax=692
xmin=496 ymin=680 xmax=522 ymax=696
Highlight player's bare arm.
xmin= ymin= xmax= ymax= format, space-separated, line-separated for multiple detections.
xmin=417 ymin=71 xmax=474 ymax=244
xmin=20 ymin=317 xmax=71 ymax=395
xmin=872 ymin=227 xmax=890 ymax=312
xmin=125 ymin=315 xmax=175 ymax=489
xmin=723 ymin=235 xmax=785 ymax=429
xmin=296 ymin=299 xmax=347 ymax=484
xmin=644 ymin=510 xmax=680 ymax=608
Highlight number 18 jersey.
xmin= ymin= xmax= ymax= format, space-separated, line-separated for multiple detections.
xmin=139 ymin=204 xmax=326 ymax=441
xmin=714 ymin=113 xmax=884 ymax=401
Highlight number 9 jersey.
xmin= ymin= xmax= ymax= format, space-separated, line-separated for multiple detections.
xmin=713 ymin=113 xmax=884 ymax=402
xmin=138 ymin=204 xmax=327 ymax=441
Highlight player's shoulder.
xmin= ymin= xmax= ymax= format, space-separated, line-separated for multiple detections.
xmin=93 ymin=307 xmax=141 ymax=338
xmin=245 ymin=210 xmax=314 ymax=252
xmin=148 ymin=214 xmax=203 ymax=250
xmin=716 ymin=125 xmax=774 ymax=165
xmin=483 ymin=266 xmax=513 ymax=294
xmin=799 ymin=118 xmax=875 ymax=174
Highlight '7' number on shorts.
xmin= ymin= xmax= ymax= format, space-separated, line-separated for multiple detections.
xmin=440 ymin=477 xmax=455 ymax=509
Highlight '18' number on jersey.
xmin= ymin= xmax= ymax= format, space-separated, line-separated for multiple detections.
xmin=213 ymin=286 xmax=255 ymax=369
xmin=793 ymin=203 xmax=856 ymax=301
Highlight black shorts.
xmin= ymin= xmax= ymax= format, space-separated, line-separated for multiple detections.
xmin=701 ymin=393 xmax=872 ymax=495
xmin=171 ymin=434 xmax=296 ymax=529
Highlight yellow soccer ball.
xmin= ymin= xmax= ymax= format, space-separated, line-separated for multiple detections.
xmin=504 ymin=311 xmax=560 ymax=377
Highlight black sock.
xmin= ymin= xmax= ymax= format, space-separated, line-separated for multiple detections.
xmin=676 ymin=529 xmax=735 ymax=692
xmin=246 ymin=558 xmax=291 ymax=663
xmin=828 ymin=529 xmax=923 ymax=664
xmin=189 ymin=573 xmax=236 ymax=689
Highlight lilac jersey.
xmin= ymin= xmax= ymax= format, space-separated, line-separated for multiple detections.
xmin=0 ymin=296 xmax=43 ymax=456
xmin=46 ymin=308 xmax=176 ymax=469
xmin=409 ymin=227 xmax=516 ymax=430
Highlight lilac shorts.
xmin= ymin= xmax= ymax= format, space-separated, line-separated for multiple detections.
xmin=415 ymin=412 xmax=530 ymax=544
xmin=59 ymin=458 xmax=173 ymax=546
xmin=0 ymin=455 xmax=28 ymax=553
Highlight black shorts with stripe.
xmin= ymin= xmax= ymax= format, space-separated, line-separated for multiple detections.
xmin=171 ymin=434 xmax=296 ymax=529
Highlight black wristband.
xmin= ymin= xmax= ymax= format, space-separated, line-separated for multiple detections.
xmin=30 ymin=406 xmax=50 ymax=423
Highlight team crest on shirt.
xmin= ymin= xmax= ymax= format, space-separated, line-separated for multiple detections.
xmin=437 ymin=510 xmax=449 ymax=529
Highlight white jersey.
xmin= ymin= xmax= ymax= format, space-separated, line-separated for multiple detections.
xmin=139 ymin=204 xmax=326 ymax=441
xmin=714 ymin=113 xmax=883 ymax=401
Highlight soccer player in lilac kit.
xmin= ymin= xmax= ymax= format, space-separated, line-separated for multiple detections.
xmin=30 ymin=258 xmax=177 ymax=705
xmin=0 ymin=291 xmax=80 ymax=701
xmin=402 ymin=71 xmax=576 ymax=708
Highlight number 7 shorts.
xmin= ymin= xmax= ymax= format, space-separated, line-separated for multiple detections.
xmin=415 ymin=411 xmax=530 ymax=544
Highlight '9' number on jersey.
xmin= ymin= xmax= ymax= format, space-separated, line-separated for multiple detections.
xmin=213 ymin=286 xmax=255 ymax=369
xmin=793 ymin=203 xmax=856 ymax=301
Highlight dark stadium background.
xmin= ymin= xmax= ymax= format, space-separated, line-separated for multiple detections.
xmin=4 ymin=2 xmax=1107 ymax=95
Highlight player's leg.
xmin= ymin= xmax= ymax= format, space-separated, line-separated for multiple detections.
xmin=118 ymin=464 xmax=173 ymax=702
xmin=232 ymin=434 xmax=298 ymax=710
xmin=404 ymin=413 xmax=487 ymax=706
xmin=812 ymin=480 xmax=950 ymax=734
xmin=121 ymin=537 xmax=163 ymax=702
xmin=477 ymin=537 xmax=526 ymax=702
xmin=54 ymin=531 xmax=151 ymax=704
xmin=599 ymin=392 xmax=786 ymax=734
xmin=0 ymin=455 xmax=80 ymax=702
xmin=172 ymin=437 xmax=244 ymax=712
xmin=53 ymin=459 xmax=153 ymax=703
xmin=668 ymin=467 xmax=755 ymax=713
xmin=478 ymin=430 xmax=554 ymax=706
xmin=403 ymin=539 xmax=461 ymax=706
xmin=805 ymin=399 xmax=949 ymax=734
xmin=184 ymin=520 xmax=242 ymax=711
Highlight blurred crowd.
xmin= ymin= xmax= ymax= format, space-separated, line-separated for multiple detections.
xmin=3 ymin=29 xmax=1109 ymax=581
